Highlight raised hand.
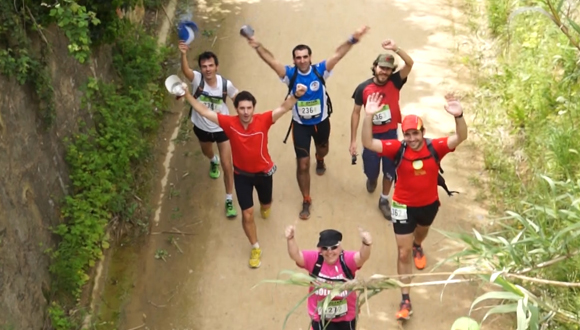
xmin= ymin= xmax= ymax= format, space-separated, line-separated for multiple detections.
xmin=364 ymin=92 xmax=384 ymax=115
xmin=295 ymin=83 xmax=307 ymax=98
xmin=444 ymin=93 xmax=463 ymax=117
xmin=353 ymin=25 xmax=370 ymax=40
xmin=358 ymin=226 xmax=372 ymax=245
xmin=285 ymin=225 xmax=295 ymax=240
xmin=381 ymin=39 xmax=398 ymax=51
xmin=178 ymin=41 xmax=189 ymax=54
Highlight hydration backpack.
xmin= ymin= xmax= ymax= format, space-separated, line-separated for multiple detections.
xmin=392 ymin=138 xmax=459 ymax=197
xmin=282 ymin=65 xmax=334 ymax=143
xmin=188 ymin=77 xmax=228 ymax=118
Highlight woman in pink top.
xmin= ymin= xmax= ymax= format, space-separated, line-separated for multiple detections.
xmin=285 ymin=226 xmax=373 ymax=330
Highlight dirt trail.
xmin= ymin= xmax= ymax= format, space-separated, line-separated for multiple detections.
xmin=116 ymin=0 xmax=502 ymax=329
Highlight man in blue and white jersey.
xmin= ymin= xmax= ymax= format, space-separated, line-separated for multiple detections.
xmin=245 ymin=25 xmax=370 ymax=220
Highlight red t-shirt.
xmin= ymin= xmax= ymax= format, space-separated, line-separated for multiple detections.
xmin=379 ymin=137 xmax=454 ymax=207
xmin=217 ymin=111 xmax=275 ymax=174
xmin=352 ymin=72 xmax=407 ymax=134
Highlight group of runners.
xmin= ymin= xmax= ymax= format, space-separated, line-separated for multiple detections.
xmin=176 ymin=24 xmax=468 ymax=329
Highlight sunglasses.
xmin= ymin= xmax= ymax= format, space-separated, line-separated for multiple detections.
xmin=321 ymin=244 xmax=340 ymax=251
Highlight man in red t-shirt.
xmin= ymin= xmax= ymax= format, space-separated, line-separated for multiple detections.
xmin=181 ymin=82 xmax=307 ymax=269
xmin=350 ymin=39 xmax=415 ymax=221
xmin=361 ymin=92 xmax=468 ymax=321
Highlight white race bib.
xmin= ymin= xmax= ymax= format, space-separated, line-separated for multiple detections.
xmin=372 ymin=104 xmax=392 ymax=125
xmin=297 ymin=100 xmax=322 ymax=117
xmin=317 ymin=299 xmax=348 ymax=319
xmin=391 ymin=200 xmax=408 ymax=223
xmin=198 ymin=95 xmax=223 ymax=112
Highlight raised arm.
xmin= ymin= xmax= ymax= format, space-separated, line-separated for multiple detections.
xmin=381 ymin=39 xmax=414 ymax=79
xmin=361 ymin=93 xmax=385 ymax=154
xmin=179 ymin=41 xmax=195 ymax=83
xmin=181 ymin=83 xmax=218 ymax=124
xmin=246 ymin=36 xmax=286 ymax=78
xmin=353 ymin=227 xmax=372 ymax=268
xmin=285 ymin=225 xmax=305 ymax=268
xmin=443 ymin=94 xmax=468 ymax=150
xmin=326 ymin=25 xmax=370 ymax=72
xmin=272 ymin=83 xmax=307 ymax=123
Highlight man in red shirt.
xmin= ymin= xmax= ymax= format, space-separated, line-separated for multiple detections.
xmin=350 ymin=39 xmax=414 ymax=220
xmin=361 ymin=92 xmax=468 ymax=321
xmin=180 ymin=82 xmax=307 ymax=269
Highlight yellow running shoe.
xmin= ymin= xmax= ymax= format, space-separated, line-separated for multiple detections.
xmin=260 ymin=206 xmax=271 ymax=219
xmin=249 ymin=247 xmax=262 ymax=268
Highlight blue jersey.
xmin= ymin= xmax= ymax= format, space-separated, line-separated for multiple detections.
xmin=282 ymin=60 xmax=332 ymax=125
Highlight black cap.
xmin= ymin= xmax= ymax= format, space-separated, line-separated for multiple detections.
xmin=317 ymin=229 xmax=343 ymax=247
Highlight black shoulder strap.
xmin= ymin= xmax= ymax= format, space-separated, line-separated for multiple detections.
xmin=193 ymin=78 xmax=205 ymax=99
xmin=286 ymin=67 xmax=299 ymax=96
xmin=425 ymin=138 xmax=443 ymax=173
xmin=309 ymin=253 xmax=354 ymax=280
xmin=310 ymin=254 xmax=324 ymax=278
xmin=221 ymin=77 xmax=228 ymax=102
xmin=311 ymin=65 xmax=326 ymax=86
xmin=339 ymin=253 xmax=355 ymax=280
xmin=393 ymin=141 xmax=407 ymax=171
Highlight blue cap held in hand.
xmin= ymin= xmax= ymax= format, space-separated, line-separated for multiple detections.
xmin=178 ymin=20 xmax=199 ymax=45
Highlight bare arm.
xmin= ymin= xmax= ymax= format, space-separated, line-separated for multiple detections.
xmin=443 ymin=94 xmax=468 ymax=150
xmin=286 ymin=237 xmax=305 ymax=268
xmin=285 ymin=226 xmax=305 ymax=267
xmin=272 ymin=83 xmax=307 ymax=123
xmin=272 ymin=94 xmax=299 ymax=123
xmin=350 ymin=104 xmax=362 ymax=145
xmin=362 ymin=112 xmax=384 ymax=154
xmin=394 ymin=47 xmax=414 ymax=79
xmin=447 ymin=115 xmax=468 ymax=150
xmin=326 ymin=25 xmax=370 ymax=72
xmin=248 ymin=37 xmax=286 ymax=78
xmin=179 ymin=42 xmax=195 ymax=82
xmin=183 ymin=92 xmax=218 ymax=125
xmin=353 ymin=228 xmax=372 ymax=268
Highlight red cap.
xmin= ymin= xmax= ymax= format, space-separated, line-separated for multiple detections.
xmin=401 ymin=115 xmax=424 ymax=132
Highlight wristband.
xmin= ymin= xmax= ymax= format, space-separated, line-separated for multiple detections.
xmin=293 ymin=93 xmax=300 ymax=99
xmin=455 ymin=112 xmax=464 ymax=119
xmin=362 ymin=241 xmax=371 ymax=246
xmin=348 ymin=36 xmax=359 ymax=45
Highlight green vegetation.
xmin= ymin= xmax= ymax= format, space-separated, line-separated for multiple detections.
xmin=0 ymin=0 xmax=172 ymax=328
xmin=451 ymin=0 xmax=580 ymax=328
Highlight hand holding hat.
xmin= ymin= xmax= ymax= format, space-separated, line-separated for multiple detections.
xmin=358 ymin=226 xmax=372 ymax=246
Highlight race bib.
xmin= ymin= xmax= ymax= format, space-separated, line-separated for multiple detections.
xmin=372 ymin=104 xmax=392 ymax=125
xmin=317 ymin=299 xmax=348 ymax=319
xmin=297 ymin=100 xmax=322 ymax=117
xmin=391 ymin=200 xmax=408 ymax=223
xmin=198 ymin=95 xmax=223 ymax=112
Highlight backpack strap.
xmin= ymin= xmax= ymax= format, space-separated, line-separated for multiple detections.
xmin=339 ymin=253 xmax=354 ymax=280
xmin=309 ymin=252 xmax=354 ymax=281
xmin=282 ymin=68 xmax=300 ymax=144
xmin=425 ymin=138 xmax=459 ymax=196
xmin=309 ymin=254 xmax=325 ymax=278
xmin=221 ymin=77 xmax=228 ymax=102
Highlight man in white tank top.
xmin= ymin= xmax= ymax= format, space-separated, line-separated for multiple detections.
xmin=179 ymin=41 xmax=238 ymax=218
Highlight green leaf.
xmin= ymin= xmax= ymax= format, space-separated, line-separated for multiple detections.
xmin=470 ymin=291 xmax=522 ymax=313
xmin=482 ymin=303 xmax=518 ymax=323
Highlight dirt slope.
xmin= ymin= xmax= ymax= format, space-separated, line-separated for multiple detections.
xmin=116 ymin=0 xmax=504 ymax=329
